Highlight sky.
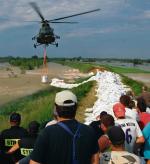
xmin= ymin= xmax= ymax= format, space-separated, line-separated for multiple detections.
xmin=0 ymin=0 xmax=150 ymax=59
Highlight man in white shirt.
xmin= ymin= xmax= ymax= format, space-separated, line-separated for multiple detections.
xmin=100 ymin=126 xmax=141 ymax=164
xmin=113 ymin=102 xmax=145 ymax=153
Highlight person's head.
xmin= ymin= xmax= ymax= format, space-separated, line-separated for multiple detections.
xmin=128 ymin=100 xmax=136 ymax=109
xmin=137 ymin=97 xmax=147 ymax=112
xmin=107 ymin=126 xmax=125 ymax=149
xmin=142 ymin=86 xmax=148 ymax=92
xmin=100 ymin=111 xmax=108 ymax=120
xmin=28 ymin=121 xmax=40 ymax=137
xmin=120 ymin=95 xmax=131 ymax=107
xmin=126 ymin=90 xmax=134 ymax=99
xmin=113 ymin=103 xmax=125 ymax=119
xmin=10 ymin=112 xmax=21 ymax=126
xmin=55 ymin=90 xmax=77 ymax=119
xmin=96 ymin=111 xmax=107 ymax=120
xmin=100 ymin=114 xmax=115 ymax=132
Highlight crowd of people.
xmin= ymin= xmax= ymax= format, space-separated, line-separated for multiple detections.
xmin=0 ymin=85 xmax=149 ymax=164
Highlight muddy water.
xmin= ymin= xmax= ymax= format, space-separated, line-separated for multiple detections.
xmin=123 ymin=73 xmax=150 ymax=87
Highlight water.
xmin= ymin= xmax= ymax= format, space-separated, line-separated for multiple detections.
xmin=97 ymin=61 xmax=150 ymax=71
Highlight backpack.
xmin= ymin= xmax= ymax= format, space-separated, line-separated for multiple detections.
xmin=57 ymin=122 xmax=81 ymax=164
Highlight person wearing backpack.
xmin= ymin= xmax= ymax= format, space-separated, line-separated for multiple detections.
xmin=30 ymin=90 xmax=99 ymax=164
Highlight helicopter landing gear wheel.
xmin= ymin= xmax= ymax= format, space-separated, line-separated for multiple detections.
xmin=56 ymin=43 xmax=58 ymax=47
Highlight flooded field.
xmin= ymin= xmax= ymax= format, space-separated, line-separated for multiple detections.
xmin=97 ymin=61 xmax=150 ymax=87
xmin=123 ymin=73 xmax=150 ymax=87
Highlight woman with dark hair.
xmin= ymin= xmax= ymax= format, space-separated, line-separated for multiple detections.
xmin=137 ymin=97 xmax=150 ymax=130
xmin=119 ymin=95 xmax=139 ymax=121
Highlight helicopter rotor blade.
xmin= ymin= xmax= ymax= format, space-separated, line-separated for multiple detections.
xmin=50 ymin=21 xmax=78 ymax=24
xmin=29 ymin=2 xmax=45 ymax=22
xmin=48 ymin=8 xmax=100 ymax=21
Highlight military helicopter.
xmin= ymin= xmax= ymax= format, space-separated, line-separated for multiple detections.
xmin=29 ymin=2 xmax=100 ymax=48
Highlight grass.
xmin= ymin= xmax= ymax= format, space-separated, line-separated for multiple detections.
xmin=76 ymin=82 xmax=97 ymax=122
xmin=55 ymin=61 xmax=95 ymax=73
xmin=0 ymin=81 xmax=95 ymax=131
xmin=121 ymin=75 xmax=144 ymax=95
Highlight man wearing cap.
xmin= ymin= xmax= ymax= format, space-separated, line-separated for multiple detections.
xmin=30 ymin=90 xmax=99 ymax=164
xmin=100 ymin=126 xmax=141 ymax=164
xmin=0 ymin=112 xmax=28 ymax=163
xmin=113 ymin=103 xmax=145 ymax=153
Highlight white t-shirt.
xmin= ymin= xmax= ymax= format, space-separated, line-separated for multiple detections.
xmin=115 ymin=118 xmax=143 ymax=153
xmin=100 ymin=151 xmax=141 ymax=164
xmin=45 ymin=120 xmax=57 ymax=127
xmin=125 ymin=107 xmax=139 ymax=121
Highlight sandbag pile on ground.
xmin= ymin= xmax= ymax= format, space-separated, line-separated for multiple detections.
xmin=50 ymin=71 xmax=129 ymax=124
xmin=50 ymin=76 xmax=95 ymax=88
xmin=84 ymin=71 xmax=129 ymax=124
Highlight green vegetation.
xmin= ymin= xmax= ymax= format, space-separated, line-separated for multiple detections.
xmin=0 ymin=81 xmax=94 ymax=130
xmin=55 ymin=61 xmax=94 ymax=73
xmin=121 ymin=75 xmax=143 ymax=95
xmin=9 ymin=57 xmax=43 ymax=70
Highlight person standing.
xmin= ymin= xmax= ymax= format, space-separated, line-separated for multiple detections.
xmin=100 ymin=126 xmax=141 ymax=164
xmin=30 ymin=90 xmax=99 ymax=164
xmin=140 ymin=86 xmax=150 ymax=109
xmin=142 ymin=123 xmax=150 ymax=163
xmin=8 ymin=121 xmax=40 ymax=164
xmin=89 ymin=111 xmax=107 ymax=140
xmin=0 ymin=112 xmax=28 ymax=163
xmin=98 ymin=114 xmax=115 ymax=153
xmin=137 ymin=97 xmax=150 ymax=130
xmin=113 ymin=103 xmax=145 ymax=153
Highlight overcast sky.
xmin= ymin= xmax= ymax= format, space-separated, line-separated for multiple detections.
xmin=0 ymin=0 xmax=150 ymax=59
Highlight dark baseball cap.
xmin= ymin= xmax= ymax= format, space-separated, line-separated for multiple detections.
xmin=107 ymin=126 xmax=125 ymax=145
xmin=10 ymin=112 xmax=21 ymax=122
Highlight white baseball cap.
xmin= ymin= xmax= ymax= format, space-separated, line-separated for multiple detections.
xmin=55 ymin=90 xmax=77 ymax=107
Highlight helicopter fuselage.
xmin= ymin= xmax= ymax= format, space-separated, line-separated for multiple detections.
xmin=33 ymin=22 xmax=59 ymax=47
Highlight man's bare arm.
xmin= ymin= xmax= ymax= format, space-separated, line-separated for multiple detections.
xmin=91 ymin=152 xmax=99 ymax=164
xmin=136 ymin=136 xmax=145 ymax=143
xmin=30 ymin=160 xmax=40 ymax=164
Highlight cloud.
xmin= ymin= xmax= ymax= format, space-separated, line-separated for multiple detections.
xmin=65 ymin=22 xmax=150 ymax=38
xmin=0 ymin=0 xmax=124 ymax=31
xmin=140 ymin=10 xmax=150 ymax=19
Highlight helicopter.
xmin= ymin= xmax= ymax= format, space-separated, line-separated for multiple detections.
xmin=30 ymin=2 xmax=100 ymax=48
